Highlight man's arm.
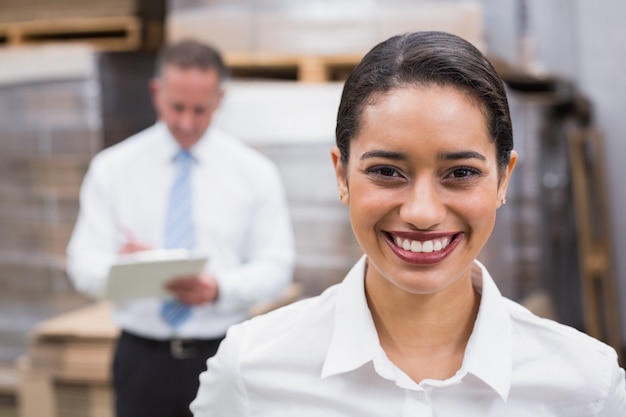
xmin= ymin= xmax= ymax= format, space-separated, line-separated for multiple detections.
xmin=212 ymin=163 xmax=296 ymax=311
xmin=66 ymin=156 xmax=120 ymax=298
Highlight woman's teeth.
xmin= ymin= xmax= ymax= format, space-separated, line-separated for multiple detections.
xmin=395 ymin=236 xmax=450 ymax=253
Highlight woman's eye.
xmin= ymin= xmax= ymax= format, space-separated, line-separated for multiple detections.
xmin=450 ymin=167 xmax=480 ymax=179
xmin=369 ymin=166 xmax=400 ymax=177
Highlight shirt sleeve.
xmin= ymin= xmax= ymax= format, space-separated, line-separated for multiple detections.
xmin=66 ymin=156 xmax=119 ymax=299
xmin=212 ymin=163 xmax=296 ymax=311
xmin=190 ymin=324 xmax=250 ymax=416
xmin=596 ymin=349 xmax=626 ymax=416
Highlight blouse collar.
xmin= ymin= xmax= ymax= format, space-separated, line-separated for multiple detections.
xmin=322 ymin=256 xmax=512 ymax=401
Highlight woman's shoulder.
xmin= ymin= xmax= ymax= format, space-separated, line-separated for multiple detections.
xmin=504 ymin=298 xmax=622 ymax=394
xmin=506 ymin=298 xmax=613 ymax=354
xmin=240 ymin=284 xmax=341 ymax=347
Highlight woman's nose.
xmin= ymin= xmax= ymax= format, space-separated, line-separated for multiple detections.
xmin=399 ymin=179 xmax=446 ymax=230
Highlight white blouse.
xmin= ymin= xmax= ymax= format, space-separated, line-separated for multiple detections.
xmin=191 ymin=256 xmax=625 ymax=416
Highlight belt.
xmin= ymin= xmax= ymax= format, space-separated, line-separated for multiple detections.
xmin=122 ymin=331 xmax=225 ymax=359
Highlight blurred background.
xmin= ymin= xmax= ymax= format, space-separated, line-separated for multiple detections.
xmin=0 ymin=0 xmax=624 ymax=416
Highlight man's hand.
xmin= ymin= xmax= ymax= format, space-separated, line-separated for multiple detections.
xmin=119 ymin=232 xmax=152 ymax=254
xmin=165 ymin=272 xmax=219 ymax=306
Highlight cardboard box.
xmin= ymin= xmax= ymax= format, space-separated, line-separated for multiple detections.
xmin=18 ymin=303 xmax=118 ymax=417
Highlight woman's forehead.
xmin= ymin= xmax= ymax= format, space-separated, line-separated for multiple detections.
xmin=352 ymin=85 xmax=496 ymax=160
xmin=359 ymin=85 xmax=488 ymax=134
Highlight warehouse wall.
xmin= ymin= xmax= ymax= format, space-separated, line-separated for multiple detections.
xmin=174 ymin=0 xmax=626 ymax=345
xmin=574 ymin=0 xmax=626 ymax=345
xmin=482 ymin=0 xmax=626 ymax=345
xmin=1 ymin=0 xmax=624 ymax=362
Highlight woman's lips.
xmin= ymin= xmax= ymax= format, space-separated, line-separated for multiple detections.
xmin=394 ymin=235 xmax=451 ymax=253
xmin=385 ymin=232 xmax=462 ymax=265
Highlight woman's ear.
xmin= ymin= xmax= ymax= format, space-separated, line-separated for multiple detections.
xmin=331 ymin=146 xmax=349 ymax=204
xmin=497 ymin=150 xmax=518 ymax=208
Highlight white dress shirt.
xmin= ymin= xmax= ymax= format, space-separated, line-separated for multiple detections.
xmin=191 ymin=256 xmax=626 ymax=416
xmin=66 ymin=122 xmax=296 ymax=339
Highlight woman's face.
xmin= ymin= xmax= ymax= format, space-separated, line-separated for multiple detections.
xmin=332 ymin=85 xmax=516 ymax=297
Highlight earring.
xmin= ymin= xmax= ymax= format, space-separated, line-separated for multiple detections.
xmin=501 ymin=197 xmax=507 ymax=205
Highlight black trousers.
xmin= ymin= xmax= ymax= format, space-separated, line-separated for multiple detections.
xmin=112 ymin=331 xmax=224 ymax=417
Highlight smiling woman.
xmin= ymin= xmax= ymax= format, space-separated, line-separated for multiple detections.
xmin=190 ymin=31 xmax=626 ymax=416
xmin=333 ymin=85 xmax=512 ymax=303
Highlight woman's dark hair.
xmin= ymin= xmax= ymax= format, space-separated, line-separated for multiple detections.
xmin=155 ymin=39 xmax=230 ymax=83
xmin=336 ymin=31 xmax=513 ymax=173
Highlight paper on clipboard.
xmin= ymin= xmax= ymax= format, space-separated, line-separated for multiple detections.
xmin=102 ymin=249 xmax=209 ymax=302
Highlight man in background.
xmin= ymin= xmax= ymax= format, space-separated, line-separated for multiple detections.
xmin=66 ymin=39 xmax=295 ymax=417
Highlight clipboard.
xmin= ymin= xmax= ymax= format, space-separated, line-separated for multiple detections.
xmin=102 ymin=249 xmax=209 ymax=302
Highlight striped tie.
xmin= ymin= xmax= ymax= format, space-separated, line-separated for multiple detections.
xmin=161 ymin=149 xmax=194 ymax=327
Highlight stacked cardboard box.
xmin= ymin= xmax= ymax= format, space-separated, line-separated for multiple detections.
xmin=0 ymin=45 xmax=99 ymax=369
xmin=18 ymin=302 xmax=118 ymax=417
xmin=0 ymin=0 xmax=161 ymax=22
xmin=0 ymin=0 xmax=166 ymax=51
xmin=167 ymin=1 xmax=484 ymax=82
xmin=214 ymin=81 xmax=363 ymax=296
xmin=0 ymin=45 xmax=100 ymax=300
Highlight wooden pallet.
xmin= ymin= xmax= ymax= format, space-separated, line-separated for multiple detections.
xmin=568 ymin=128 xmax=622 ymax=359
xmin=0 ymin=364 xmax=18 ymax=396
xmin=0 ymin=16 xmax=142 ymax=51
xmin=223 ymin=52 xmax=363 ymax=83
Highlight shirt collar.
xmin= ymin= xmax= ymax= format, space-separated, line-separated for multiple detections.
xmin=156 ymin=121 xmax=215 ymax=164
xmin=321 ymin=256 xmax=512 ymax=401
xmin=321 ymin=256 xmax=378 ymax=378
xmin=464 ymin=260 xmax=512 ymax=401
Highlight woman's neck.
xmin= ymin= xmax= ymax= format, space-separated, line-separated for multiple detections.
xmin=365 ymin=266 xmax=481 ymax=383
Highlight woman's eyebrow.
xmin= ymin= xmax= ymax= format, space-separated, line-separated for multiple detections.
xmin=360 ymin=150 xmax=486 ymax=162
xmin=360 ymin=150 xmax=407 ymax=161
xmin=438 ymin=151 xmax=486 ymax=161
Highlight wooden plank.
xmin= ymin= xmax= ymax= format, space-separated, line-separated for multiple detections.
xmin=32 ymin=302 xmax=119 ymax=341
xmin=0 ymin=16 xmax=141 ymax=52
xmin=223 ymin=52 xmax=363 ymax=82
xmin=568 ymin=128 xmax=622 ymax=358
xmin=16 ymin=357 xmax=56 ymax=417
